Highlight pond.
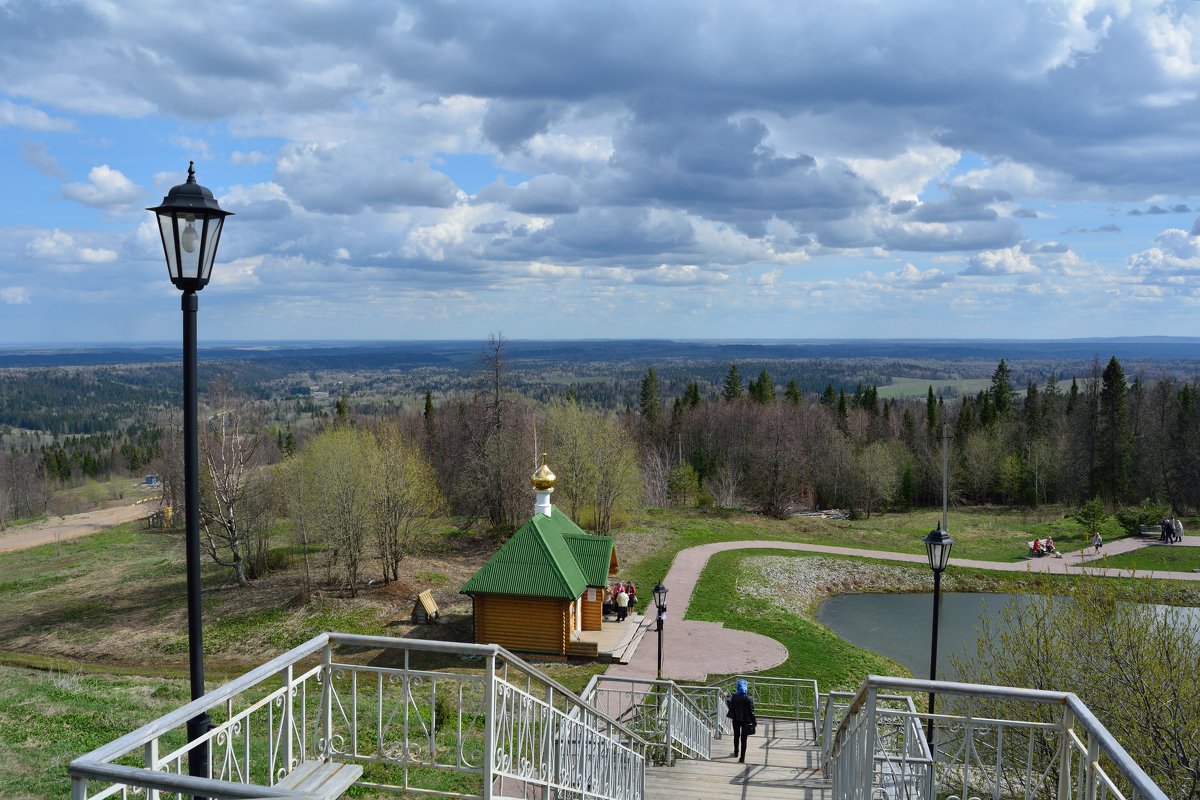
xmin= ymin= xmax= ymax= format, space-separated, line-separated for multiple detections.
xmin=815 ymin=592 xmax=1200 ymax=681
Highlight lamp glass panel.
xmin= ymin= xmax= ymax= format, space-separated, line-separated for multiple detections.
xmin=156 ymin=213 xmax=179 ymax=279
xmin=199 ymin=216 xmax=224 ymax=282
xmin=176 ymin=214 xmax=202 ymax=281
xmin=652 ymin=584 xmax=667 ymax=607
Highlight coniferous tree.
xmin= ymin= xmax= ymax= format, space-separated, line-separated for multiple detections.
xmin=991 ymin=358 xmax=1015 ymax=418
xmin=1096 ymin=356 xmax=1132 ymax=503
xmin=682 ymin=382 xmax=702 ymax=408
xmin=751 ymin=369 xmax=775 ymax=404
xmin=639 ymin=367 xmax=662 ymax=424
xmin=784 ymin=379 xmax=802 ymax=406
xmin=722 ymin=363 xmax=744 ymax=401
xmin=820 ymin=382 xmax=836 ymax=407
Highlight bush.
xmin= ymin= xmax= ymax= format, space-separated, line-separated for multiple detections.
xmin=1115 ymin=498 xmax=1171 ymax=536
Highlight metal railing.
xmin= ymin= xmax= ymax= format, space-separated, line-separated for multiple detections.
xmin=579 ymin=675 xmax=713 ymax=764
xmin=679 ymin=674 xmax=820 ymax=737
xmin=824 ymin=676 xmax=1169 ymax=800
xmin=69 ymin=633 xmax=649 ymax=800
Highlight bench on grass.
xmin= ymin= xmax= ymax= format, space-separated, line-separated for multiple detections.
xmin=1138 ymin=525 xmax=1161 ymax=537
xmin=275 ymin=759 xmax=363 ymax=800
xmin=1026 ymin=538 xmax=1058 ymax=557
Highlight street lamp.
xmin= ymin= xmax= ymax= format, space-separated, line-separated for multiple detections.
xmin=148 ymin=162 xmax=232 ymax=785
xmin=923 ymin=524 xmax=954 ymax=746
xmin=652 ymin=582 xmax=668 ymax=680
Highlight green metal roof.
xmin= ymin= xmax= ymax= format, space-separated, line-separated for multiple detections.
xmin=562 ymin=531 xmax=615 ymax=587
xmin=460 ymin=510 xmax=615 ymax=599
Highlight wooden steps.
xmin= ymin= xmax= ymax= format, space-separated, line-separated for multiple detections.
xmin=645 ymin=717 xmax=832 ymax=800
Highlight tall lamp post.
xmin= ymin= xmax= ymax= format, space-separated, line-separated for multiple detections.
xmin=652 ymin=582 xmax=668 ymax=680
xmin=148 ymin=162 xmax=232 ymax=784
xmin=923 ymin=525 xmax=954 ymax=746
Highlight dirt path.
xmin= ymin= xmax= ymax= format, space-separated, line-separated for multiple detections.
xmin=0 ymin=503 xmax=152 ymax=553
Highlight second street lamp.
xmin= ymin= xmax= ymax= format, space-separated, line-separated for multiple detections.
xmin=652 ymin=582 xmax=668 ymax=680
xmin=923 ymin=524 xmax=954 ymax=747
xmin=148 ymin=162 xmax=232 ymax=785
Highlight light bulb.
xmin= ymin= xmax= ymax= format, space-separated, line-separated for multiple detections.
xmin=181 ymin=218 xmax=198 ymax=253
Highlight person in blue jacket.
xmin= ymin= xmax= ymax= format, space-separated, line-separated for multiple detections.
xmin=726 ymin=679 xmax=757 ymax=763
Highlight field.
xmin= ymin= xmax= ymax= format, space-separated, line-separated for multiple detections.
xmin=876 ymin=376 xmax=993 ymax=399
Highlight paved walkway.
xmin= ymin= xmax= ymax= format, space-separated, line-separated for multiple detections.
xmin=607 ymin=535 xmax=1200 ymax=683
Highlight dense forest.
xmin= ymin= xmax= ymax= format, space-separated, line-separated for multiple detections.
xmin=3 ymin=339 xmax=1200 ymax=549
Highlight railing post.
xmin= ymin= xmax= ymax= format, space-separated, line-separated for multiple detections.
xmin=321 ymin=643 xmax=333 ymax=761
xmin=665 ymin=684 xmax=675 ymax=766
xmin=281 ymin=664 xmax=294 ymax=776
xmin=482 ymin=652 xmax=496 ymax=800
xmin=1085 ymin=733 xmax=1100 ymax=800
xmin=144 ymin=739 xmax=160 ymax=800
xmin=1058 ymin=705 xmax=1076 ymax=800
xmin=864 ymin=686 xmax=878 ymax=800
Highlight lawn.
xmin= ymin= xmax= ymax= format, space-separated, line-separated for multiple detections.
xmin=1099 ymin=544 xmax=1200 ymax=573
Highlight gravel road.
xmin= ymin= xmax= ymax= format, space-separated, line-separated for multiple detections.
xmin=0 ymin=503 xmax=151 ymax=553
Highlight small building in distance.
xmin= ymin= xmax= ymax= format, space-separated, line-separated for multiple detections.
xmin=460 ymin=455 xmax=618 ymax=657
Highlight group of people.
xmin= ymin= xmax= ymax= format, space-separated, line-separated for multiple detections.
xmin=1030 ymin=537 xmax=1056 ymax=557
xmin=1159 ymin=517 xmax=1184 ymax=543
xmin=603 ymin=581 xmax=637 ymax=621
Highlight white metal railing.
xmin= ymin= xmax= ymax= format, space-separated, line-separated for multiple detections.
xmin=580 ymin=675 xmax=713 ymax=764
xmin=69 ymin=633 xmax=649 ymax=800
xmin=824 ymin=676 xmax=1169 ymax=800
xmin=679 ymin=674 xmax=820 ymax=737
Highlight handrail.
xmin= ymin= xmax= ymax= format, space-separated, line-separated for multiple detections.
xmin=71 ymin=632 xmax=652 ymax=800
xmin=73 ymin=633 xmax=331 ymax=768
xmin=331 ymin=633 xmax=651 ymax=749
xmin=828 ymin=675 xmax=1169 ymax=800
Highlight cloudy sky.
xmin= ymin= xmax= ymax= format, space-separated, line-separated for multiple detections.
xmin=3 ymin=0 xmax=1200 ymax=343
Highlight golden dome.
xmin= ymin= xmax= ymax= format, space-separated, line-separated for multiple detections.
xmin=531 ymin=453 xmax=556 ymax=490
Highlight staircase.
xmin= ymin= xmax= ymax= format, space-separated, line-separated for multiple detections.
xmin=645 ymin=717 xmax=832 ymax=800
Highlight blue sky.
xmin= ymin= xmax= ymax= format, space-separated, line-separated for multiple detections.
xmin=3 ymin=0 xmax=1200 ymax=343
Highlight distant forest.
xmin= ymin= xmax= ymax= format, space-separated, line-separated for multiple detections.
xmin=2 ymin=338 xmax=1200 ymax=530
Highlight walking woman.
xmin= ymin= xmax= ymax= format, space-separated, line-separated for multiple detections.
xmin=726 ymin=679 xmax=757 ymax=763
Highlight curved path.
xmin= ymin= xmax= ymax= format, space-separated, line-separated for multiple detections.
xmin=607 ymin=535 xmax=1200 ymax=683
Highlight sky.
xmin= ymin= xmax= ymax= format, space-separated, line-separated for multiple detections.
xmin=3 ymin=1 xmax=1200 ymax=344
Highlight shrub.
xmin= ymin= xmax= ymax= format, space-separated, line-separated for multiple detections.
xmin=1115 ymin=497 xmax=1171 ymax=536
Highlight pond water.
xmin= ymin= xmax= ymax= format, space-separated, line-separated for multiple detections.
xmin=814 ymin=592 xmax=1200 ymax=681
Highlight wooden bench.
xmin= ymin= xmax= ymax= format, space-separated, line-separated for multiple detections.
xmin=275 ymin=759 xmax=363 ymax=799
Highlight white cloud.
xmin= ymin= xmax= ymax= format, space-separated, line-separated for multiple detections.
xmin=62 ymin=165 xmax=143 ymax=209
xmin=79 ymin=247 xmax=118 ymax=263
xmin=962 ymin=246 xmax=1038 ymax=276
xmin=0 ymin=100 xmax=73 ymax=131
xmin=0 ymin=287 xmax=31 ymax=305
xmin=231 ymin=150 xmax=272 ymax=166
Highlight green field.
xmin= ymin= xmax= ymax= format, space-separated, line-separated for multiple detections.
xmin=876 ymin=376 xmax=994 ymax=399
xmin=1099 ymin=544 xmax=1200 ymax=573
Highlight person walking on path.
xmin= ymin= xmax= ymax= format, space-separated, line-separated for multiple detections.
xmin=726 ymin=679 xmax=757 ymax=763
xmin=1173 ymin=517 xmax=1184 ymax=543
xmin=1093 ymin=531 xmax=1103 ymax=556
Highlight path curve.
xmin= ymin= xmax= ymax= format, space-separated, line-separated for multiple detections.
xmin=0 ymin=503 xmax=151 ymax=553
xmin=607 ymin=535 xmax=1200 ymax=683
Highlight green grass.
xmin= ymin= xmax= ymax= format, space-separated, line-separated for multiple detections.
xmin=1099 ymin=545 xmax=1200 ymax=573
xmin=0 ymin=664 xmax=191 ymax=800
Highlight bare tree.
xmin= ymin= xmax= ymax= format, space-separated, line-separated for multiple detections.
xmin=200 ymin=381 xmax=267 ymax=586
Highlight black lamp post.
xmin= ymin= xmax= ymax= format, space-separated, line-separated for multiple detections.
xmin=148 ymin=162 xmax=232 ymax=786
xmin=923 ymin=524 xmax=953 ymax=747
xmin=652 ymin=582 xmax=668 ymax=680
